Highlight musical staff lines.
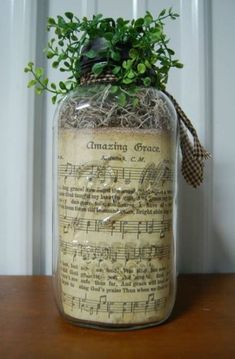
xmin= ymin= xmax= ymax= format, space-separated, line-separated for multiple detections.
xmin=59 ymin=161 xmax=173 ymax=184
xmin=60 ymin=215 xmax=171 ymax=239
xmin=62 ymin=292 xmax=167 ymax=317
xmin=60 ymin=239 xmax=171 ymax=261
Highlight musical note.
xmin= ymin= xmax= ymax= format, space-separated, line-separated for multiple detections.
xmin=60 ymin=216 xmax=171 ymax=239
xmin=62 ymin=292 xmax=167 ymax=316
xmin=62 ymin=241 xmax=68 ymax=255
xmin=147 ymin=220 xmax=154 ymax=234
xmin=63 ymin=224 xmax=70 ymax=234
xmin=72 ymin=248 xmax=78 ymax=262
xmin=137 ymin=221 xmax=143 ymax=239
xmin=124 ymin=169 xmax=131 ymax=184
xmin=86 ymin=220 xmax=91 ymax=233
xmin=63 ymin=199 xmax=67 ymax=219
xmin=121 ymin=221 xmax=128 ymax=239
xmin=145 ymin=293 xmax=155 ymax=314
xmin=110 ymin=221 xmax=115 ymax=236
xmin=71 ymin=296 xmax=75 ymax=311
xmin=60 ymin=240 xmax=170 ymax=262
xmin=122 ymin=301 xmax=131 ymax=318
xmin=96 ymin=295 xmax=107 ymax=315
xmin=64 ymin=162 xmax=73 ymax=184
xmin=58 ymin=161 xmax=173 ymax=184
xmin=95 ymin=219 xmax=100 ymax=232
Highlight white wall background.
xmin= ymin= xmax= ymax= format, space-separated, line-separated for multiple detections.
xmin=0 ymin=0 xmax=234 ymax=274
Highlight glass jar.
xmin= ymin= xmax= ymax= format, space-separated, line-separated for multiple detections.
xmin=52 ymin=84 xmax=178 ymax=330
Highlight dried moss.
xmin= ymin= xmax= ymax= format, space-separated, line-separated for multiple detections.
xmin=58 ymin=86 xmax=174 ymax=131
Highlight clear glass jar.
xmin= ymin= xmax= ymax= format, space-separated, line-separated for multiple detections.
xmin=52 ymin=84 xmax=178 ymax=330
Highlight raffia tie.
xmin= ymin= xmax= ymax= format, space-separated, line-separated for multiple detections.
xmin=80 ymin=73 xmax=211 ymax=187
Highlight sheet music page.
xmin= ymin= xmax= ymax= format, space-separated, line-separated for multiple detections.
xmin=57 ymin=127 xmax=175 ymax=324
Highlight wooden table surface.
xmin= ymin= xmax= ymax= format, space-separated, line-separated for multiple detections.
xmin=0 ymin=275 xmax=235 ymax=358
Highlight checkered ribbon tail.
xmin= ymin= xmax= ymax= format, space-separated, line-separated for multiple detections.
xmin=164 ymin=91 xmax=211 ymax=187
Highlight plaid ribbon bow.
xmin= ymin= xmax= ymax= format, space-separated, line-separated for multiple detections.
xmin=164 ymin=91 xmax=211 ymax=187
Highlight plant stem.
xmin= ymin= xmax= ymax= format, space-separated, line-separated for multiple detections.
xmin=31 ymin=69 xmax=59 ymax=94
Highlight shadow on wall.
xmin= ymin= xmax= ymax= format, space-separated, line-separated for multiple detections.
xmin=178 ymin=177 xmax=208 ymax=273
xmin=178 ymin=176 xmax=234 ymax=273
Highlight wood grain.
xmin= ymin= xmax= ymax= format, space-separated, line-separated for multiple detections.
xmin=0 ymin=275 xmax=235 ymax=358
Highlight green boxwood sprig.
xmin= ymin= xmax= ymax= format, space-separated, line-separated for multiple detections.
xmin=25 ymin=8 xmax=183 ymax=105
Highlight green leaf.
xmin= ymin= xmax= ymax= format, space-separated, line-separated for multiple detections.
xmin=112 ymin=66 xmax=121 ymax=75
xmin=71 ymin=35 xmax=78 ymax=41
xmin=159 ymin=9 xmax=166 ymax=17
xmin=167 ymin=48 xmax=175 ymax=55
xmin=122 ymin=61 xmax=127 ymax=69
xmin=27 ymin=79 xmax=37 ymax=88
xmin=35 ymin=67 xmax=44 ymax=78
xmin=35 ymin=87 xmax=42 ymax=95
xmin=85 ymin=49 xmax=97 ymax=58
xmin=59 ymin=53 xmax=67 ymax=60
xmin=64 ymin=61 xmax=70 ymax=68
xmin=46 ymin=51 xmax=55 ymax=59
xmin=58 ymin=40 xmax=64 ymax=46
xmin=150 ymin=29 xmax=162 ymax=42
xmin=122 ymin=60 xmax=132 ymax=70
xmin=110 ymin=85 xmax=118 ymax=94
xmin=24 ymin=67 xmax=29 ymax=73
xmin=104 ymin=32 xmax=113 ymax=41
xmin=27 ymin=62 xmax=34 ymax=69
xmin=111 ymin=51 xmax=121 ymax=62
xmin=174 ymin=62 xmax=184 ymax=68
xmin=129 ymin=48 xmax=138 ymax=59
xmin=43 ymin=78 xmax=49 ymax=87
xmin=48 ymin=17 xmax=56 ymax=25
xmin=52 ymin=61 xmax=59 ymax=68
xmin=117 ymin=17 xmax=125 ymax=26
xmin=132 ymin=97 xmax=139 ymax=108
xmin=65 ymin=12 xmax=74 ymax=20
xmin=150 ymin=55 xmax=158 ymax=64
xmin=92 ymin=62 xmax=107 ymax=75
xmin=94 ymin=14 xmax=103 ymax=21
xmin=118 ymin=92 xmax=127 ymax=106
xmin=59 ymin=81 xmax=66 ymax=90
xmin=52 ymin=95 xmax=57 ymax=104
xmin=51 ymin=83 xmax=56 ymax=90
xmin=144 ymin=14 xmax=153 ymax=25
xmin=127 ymin=70 xmax=135 ymax=79
xmin=68 ymin=45 xmax=76 ymax=54
xmin=135 ymin=18 xmax=144 ymax=27
xmin=137 ymin=63 xmax=146 ymax=74
xmin=65 ymin=80 xmax=75 ymax=89
xmin=123 ymin=78 xmax=133 ymax=84
xmin=144 ymin=59 xmax=151 ymax=69
xmin=143 ymin=77 xmax=151 ymax=86
xmin=57 ymin=15 xmax=66 ymax=28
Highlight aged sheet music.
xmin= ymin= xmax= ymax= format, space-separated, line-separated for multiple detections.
xmin=57 ymin=128 xmax=175 ymax=324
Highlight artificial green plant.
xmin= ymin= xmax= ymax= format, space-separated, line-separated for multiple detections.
xmin=25 ymin=8 xmax=183 ymax=105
